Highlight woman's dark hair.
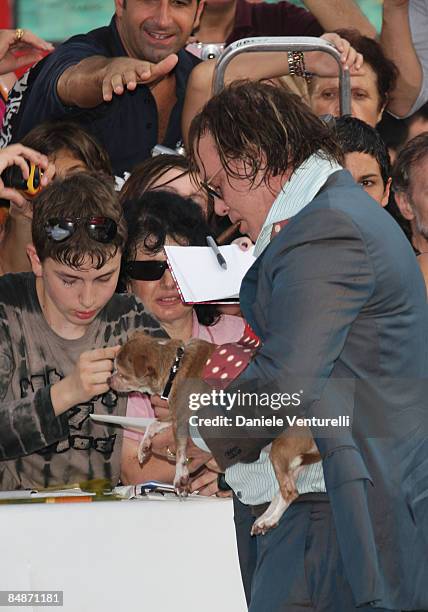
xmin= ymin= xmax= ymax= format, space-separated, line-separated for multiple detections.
xmin=21 ymin=120 xmax=113 ymax=176
xmin=335 ymin=116 xmax=391 ymax=186
xmin=122 ymin=190 xmax=220 ymax=327
xmin=119 ymin=154 xmax=190 ymax=204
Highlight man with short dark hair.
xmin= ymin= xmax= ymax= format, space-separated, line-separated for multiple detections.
xmin=0 ymin=172 xmax=165 ymax=489
xmin=0 ymin=0 xmax=205 ymax=177
xmin=393 ymin=132 xmax=428 ymax=293
xmin=393 ymin=132 xmax=428 ymax=255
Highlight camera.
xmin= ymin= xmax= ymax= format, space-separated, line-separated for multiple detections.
xmin=1 ymin=161 xmax=44 ymax=199
xmin=186 ymin=42 xmax=225 ymax=61
xmin=151 ymin=141 xmax=186 ymax=157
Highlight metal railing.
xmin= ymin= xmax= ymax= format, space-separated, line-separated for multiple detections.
xmin=212 ymin=36 xmax=351 ymax=116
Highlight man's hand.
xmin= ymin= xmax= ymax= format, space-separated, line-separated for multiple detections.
xmin=150 ymin=424 xmax=213 ymax=474
xmin=0 ymin=144 xmax=55 ymax=214
xmin=0 ymin=29 xmax=53 ymax=76
xmin=50 ymin=346 xmax=121 ymax=415
xmin=305 ymin=32 xmax=364 ymax=76
xmin=101 ymin=54 xmax=178 ymax=102
xmin=190 ymin=467 xmax=232 ymax=497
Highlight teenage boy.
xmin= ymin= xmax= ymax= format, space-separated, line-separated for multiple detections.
xmin=0 ymin=121 xmax=113 ymax=276
xmin=0 ymin=171 xmax=165 ymax=490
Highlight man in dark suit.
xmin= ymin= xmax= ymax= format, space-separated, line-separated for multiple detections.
xmin=153 ymin=81 xmax=428 ymax=611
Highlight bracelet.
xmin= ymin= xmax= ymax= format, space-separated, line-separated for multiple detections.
xmin=287 ymin=51 xmax=312 ymax=84
xmin=287 ymin=51 xmax=304 ymax=77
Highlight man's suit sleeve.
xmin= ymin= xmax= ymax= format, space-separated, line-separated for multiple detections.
xmin=196 ymin=208 xmax=375 ymax=469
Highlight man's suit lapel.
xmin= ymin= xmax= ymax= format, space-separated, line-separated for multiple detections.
xmin=240 ymin=250 xmax=267 ymax=339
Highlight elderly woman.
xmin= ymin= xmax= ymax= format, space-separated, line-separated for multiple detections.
xmin=120 ymin=190 xmax=245 ymax=489
xmin=308 ymin=29 xmax=398 ymax=127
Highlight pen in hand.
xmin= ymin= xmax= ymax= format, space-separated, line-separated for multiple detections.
xmin=206 ymin=235 xmax=227 ymax=270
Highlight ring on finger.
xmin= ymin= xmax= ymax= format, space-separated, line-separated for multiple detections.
xmin=15 ymin=28 xmax=24 ymax=42
xmin=166 ymin=446 xmax=176 ymax=461
xmin=166 ymin=447 xmax=192 ymax=465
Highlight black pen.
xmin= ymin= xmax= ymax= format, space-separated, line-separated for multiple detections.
xmin=206 ymin=235 xmax=227 ymax=270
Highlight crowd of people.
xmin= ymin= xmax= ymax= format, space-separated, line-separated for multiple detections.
xmin=0 ymin=1 xmax=428 ymax=610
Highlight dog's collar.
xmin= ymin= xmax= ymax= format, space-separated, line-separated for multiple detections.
xmin=160 ymin=345 xmax=185 ymax=401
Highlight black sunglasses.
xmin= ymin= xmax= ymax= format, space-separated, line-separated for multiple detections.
xmin=127 ymin=260 xmax=169 ymax=281
xmin=45 ymin=217 xmax=118 ymax=243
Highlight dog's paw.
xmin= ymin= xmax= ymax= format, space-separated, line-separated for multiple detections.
xmin=137 ymin=439 xmax=151 ymax=464
xmin=251 ymin=515 xmax=278 ymax=536
xmin=176 ymin=487 xmax=190 ymax=499
xmin=174 ymin=468 xmax=190 ymax=498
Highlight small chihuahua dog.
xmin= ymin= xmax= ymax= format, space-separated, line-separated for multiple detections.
xmin=109 ymin=331 xmax=321 ymax=534
xmin=108 ymin=331 xmax=216 ymax=494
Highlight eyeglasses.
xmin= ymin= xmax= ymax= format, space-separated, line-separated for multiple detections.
xmin=45 ymin=217 xmax=118 ymax=243
xmin=127 ymin=260 xmax=169 ymax=281
xmin=200 ymin=180 xmax=222 ymax=201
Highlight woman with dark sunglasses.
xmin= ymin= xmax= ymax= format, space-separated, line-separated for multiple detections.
xmin=120 ymin=190 xmax=245 ymax=490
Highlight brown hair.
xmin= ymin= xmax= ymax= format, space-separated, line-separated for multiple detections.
xmin=119 ymin=154 xmax=190 ymax=204
xmin=32 ymin=172 xmax=127 ymax=268
xmin=21 ymin=120 xmax=113 ymax=176
xmin=188 ymin=80 xmax=343 ymax=187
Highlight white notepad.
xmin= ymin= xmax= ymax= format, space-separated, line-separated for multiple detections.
xmin=90 ymin=414 xmax=154 ymax=430
xmin=164 ymin=245 xmax=255 ymax=304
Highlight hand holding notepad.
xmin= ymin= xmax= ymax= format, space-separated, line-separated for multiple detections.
xmin=164 ymin=244 xmax=255 ymax=304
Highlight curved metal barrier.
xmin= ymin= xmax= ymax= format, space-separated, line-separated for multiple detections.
xmin=212 ymin=36 xmax=351 ymax=116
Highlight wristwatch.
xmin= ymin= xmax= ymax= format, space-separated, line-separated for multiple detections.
xmin=217 ymin=473 xmax=232 ymax=492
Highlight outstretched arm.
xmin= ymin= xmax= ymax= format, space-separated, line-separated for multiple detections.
xmin=57 ymin=54 xmax=178 ymax=108
xmin=381 ymin=0 xmax=423 ymax=117
xmin=182 ymin=33 xmax=363 ymax=143
xmin=302 ymin=0 xmax=376 ymax=38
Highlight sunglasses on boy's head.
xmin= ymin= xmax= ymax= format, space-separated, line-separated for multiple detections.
xmin=126 ymin=260 xmax=169 ymax=281
xmin=44 ymin=217 xmax=117 ymax=243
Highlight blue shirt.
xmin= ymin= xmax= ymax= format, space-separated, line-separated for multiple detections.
xmin=0 ymin=17 xmax=199 ymax=177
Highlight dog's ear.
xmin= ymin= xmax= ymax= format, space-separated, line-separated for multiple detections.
xmin=134 ymin=354 xmax=156 ymax=379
